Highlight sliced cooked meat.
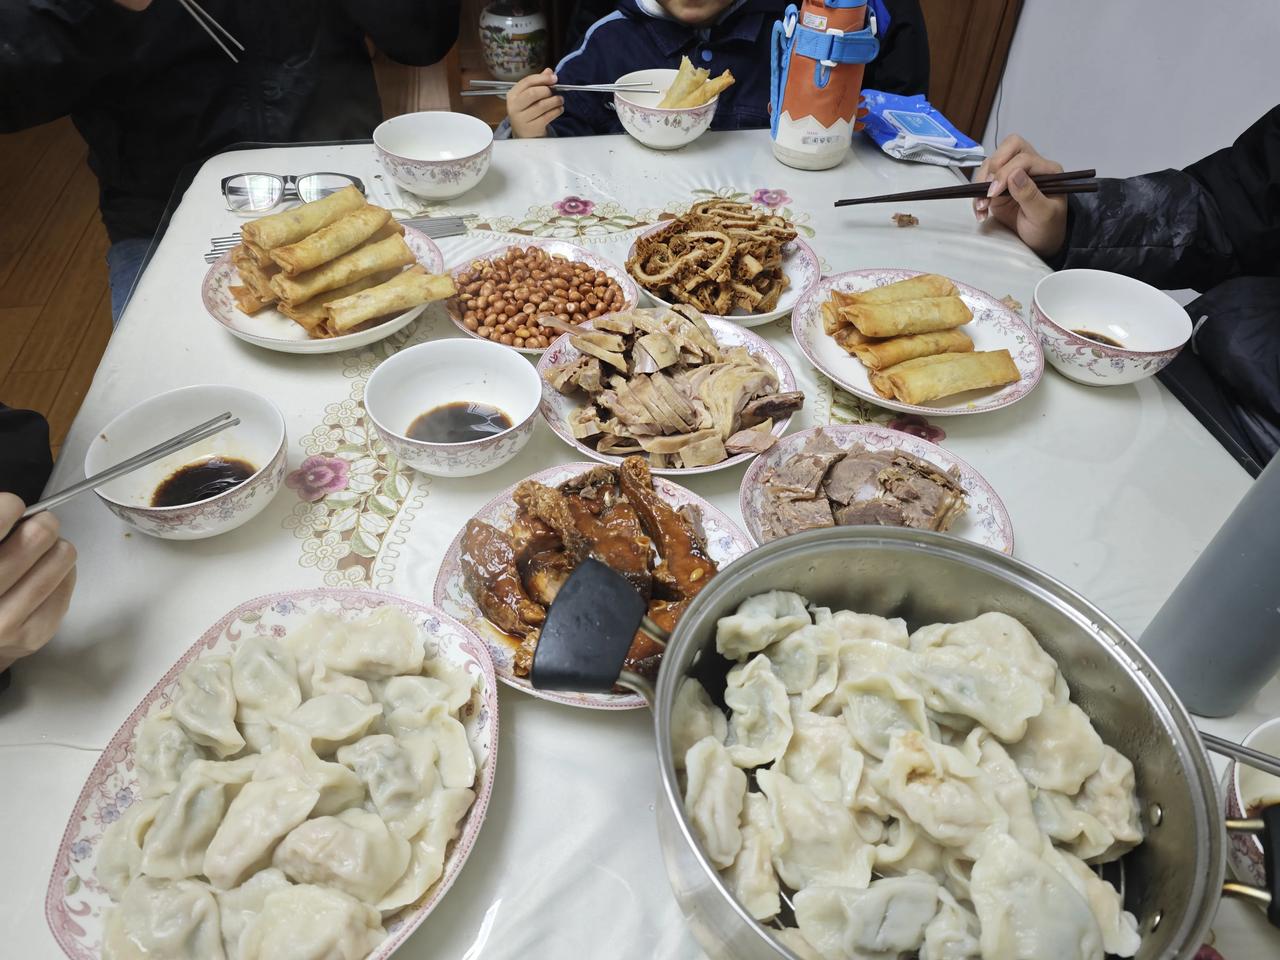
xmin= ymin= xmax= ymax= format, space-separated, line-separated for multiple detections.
xmin=822 ymin=445 xmax=895 ymax=505
xmin=739 ymin=390 xmax=806 ymax=428
xmin=461 ymin=520 xmax=546 ymax=638
xmin=877 ymin=453 xmax=967 ymax=531
xmin=766 ymin=430 xmax=846 ymax=498
xmin=725 ymin=426 xmax=777 ymax=456
xmin=763 ymin=491 xmax=835 ymax=539
xmin=833 ymin=498 xmax=907 ymax=527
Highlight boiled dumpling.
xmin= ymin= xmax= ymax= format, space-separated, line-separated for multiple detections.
xmin=670 ymin=677 xmax=727 ymax=770
xmin=272 ymin=808 xmax=410 ymax=904
xmin=1073 ymin=746 xmax=1143 ymax=857
xmin=922 ymin=887 xmax=981 ymax=960
xmin=420 ymin=652 xmax=478 ymax=713
xmin=1030 ymin=790 xmax=1116 ymax=861
xmin=172 ymin=656 xmax=245 ymax=758
xmin=1042 ymin=844 xmax=1140 ymax=957
xmin=316 ymin=606 xmax=425 ymax=678
xmin=253 ymin=722 xmax=366 ymax=817
xmin=238 ymin=883 xmax=386 ymax=960
xmin=378 ymin=786 xmax=475 ymax=913
xmin=281 ymin=612 xmax=349 ymax=699
xmin=723 ymin=792 xmax=779 ymax=921
xmin=770 ymin=927 xmax=825 ymax=960
xmin=1008 ymin=700 xmax=1105 ymax=794
xmin=724 ymin=655 xmax=793 ymax=768
xmin=966 ymin=729 xmax=1043 ymax=853
xmin=285 ymin=693 xmax=381 ymax=756
xmin=134 ymin=709 xmax=207 ymax=798
xmin=829 ymin=610 xmax=909 ymax=646
xmin=309 ymin=663 xmax=374 ymax=703
xmin=215 ymin=868 xmax=292 ymax=960
xmin=683 ymin=736 xmax=746 ymax=869
xmin=204 ymin=777 xmax=319 ymax=889
xmin=231 ymin=636 xmax=302 ymax=734
xmin=390 ymin=703 xmax=476 ymax=789
xmin=96 ymin=798 xmax=162 ymax=901
xmin=716 ymin=591 xmax=811 ymax=660
xmin=757 ymin=768 xmax=874 ymax=890
xmin=909 ymin=641 xmax=1048 ymax=741
xmin=777 ymin=709 xmax=863 ymax=807
xmin=336 ymin=735 xmax=436 ymax=840
xmin=138 ymin=757 xmax=258 ymax=880
xmin=102 ymin=876 xmax=225 ymax=960
xmin=839 ymin=671 xmax=932 ymax=760
xmin=909 ymin=612 xmax=1060 ymax=695
xmin=794 ymin=875 xmax=940 ymax=960
xmin=762 ymin=622 xmax=840 ymax=712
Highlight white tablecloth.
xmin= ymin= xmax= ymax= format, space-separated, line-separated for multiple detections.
xmin=3 ymin=129 xmax=1276 ymax=957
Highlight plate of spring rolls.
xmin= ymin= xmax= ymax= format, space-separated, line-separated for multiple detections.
xmin=791 ymin=269 xmax=1044 ymax=416
xmin=202 ymin=185 xmax=456 ymax=354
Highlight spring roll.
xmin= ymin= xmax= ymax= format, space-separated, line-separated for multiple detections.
xmin=326 ymin=267 xmax=456 ymax=332
xmin=234 ymin=256 xmax=281 ymax=302
xmin=269 ymin=205 xmax=391 ymax=276
xmin=821 ymin=300 xmax=846 ymax=335
xmin=675 ymin=70 xmax=734 ymax=107
xmin=846 ymin=274 xmax=957 ymax=306
xmin=845 ymin=295 xmax=973 ymax=338
xmin=241 ymin=184 xmax=366 ymax=250
xmin=270 ymin=233 xmax=416 ymax=305
xmin=832 ymin=325 xmax=881 ymax=352
xmin=869 ymin=350 xmax=1020 ymax=404
xmin=658 ymin=57 xmax=707 ymax=107
xmin=279 ymin=269 xmax=401 ymax=330
xmin=229 ymin=284 xmax=271 ymax=315
xmin=242 ymin=238 xmax=275 ymax=266
xmin=851 ymin=328 xmax=974 ymax=371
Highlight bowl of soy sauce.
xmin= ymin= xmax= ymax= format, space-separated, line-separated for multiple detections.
xmin=365 ymin=338 xmax=543 ymax=477
xmin=84 ymin=385 xmax=287 ymax=539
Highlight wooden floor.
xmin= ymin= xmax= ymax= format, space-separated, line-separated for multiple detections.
xmin=0 ymin=118 xmax=113 ymax=457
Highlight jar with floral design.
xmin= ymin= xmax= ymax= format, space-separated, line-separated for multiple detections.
xmin=479 ymin=1 xmax=548 ymax=81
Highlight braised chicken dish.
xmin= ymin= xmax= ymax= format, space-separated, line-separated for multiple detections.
xmin=460 ymin=457 xmax=718 ymax=678
xmin=543 ymin=305 xmax=804 ymax=469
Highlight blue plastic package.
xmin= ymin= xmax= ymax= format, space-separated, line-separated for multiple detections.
xmin=861 ymin=90 xmax=986 ymax=167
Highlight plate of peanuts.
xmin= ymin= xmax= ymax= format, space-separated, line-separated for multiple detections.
xmin=444 ymin=240 xmax=640 ymax=353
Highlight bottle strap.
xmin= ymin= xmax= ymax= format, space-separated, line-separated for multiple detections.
xmin=792 ymin=22 xmax=879 ymax=66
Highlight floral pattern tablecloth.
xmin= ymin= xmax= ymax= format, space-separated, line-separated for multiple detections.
xmin=6 ymin=131 xmax=1275 ymax=959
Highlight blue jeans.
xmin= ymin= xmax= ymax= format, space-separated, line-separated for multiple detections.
xmin=107 ymin=238 xmax=153 ymax=326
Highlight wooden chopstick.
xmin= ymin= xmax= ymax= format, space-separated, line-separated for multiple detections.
xmin=834 ymin=169 xmax=1098 ymax=208
xmin=21 ymin=413 xmax=240 ymax=519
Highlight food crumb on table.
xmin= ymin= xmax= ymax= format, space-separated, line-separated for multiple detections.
xmin=891 ymin=212 xmax=919 ymax=227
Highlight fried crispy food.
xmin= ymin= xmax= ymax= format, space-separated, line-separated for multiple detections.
xmin=870 ymin=350 xmax=1020 ymax=404
xmin=461 ymin=458 xmax=718 ymax=679
xmin=658 ymin=56 xmax=735 ymax=108
xmin=626 ymin=200 xmax=796 ymax=316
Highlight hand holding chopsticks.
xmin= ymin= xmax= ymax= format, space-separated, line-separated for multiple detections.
xmin=833 ymin=169 xmax=1097 ymax=208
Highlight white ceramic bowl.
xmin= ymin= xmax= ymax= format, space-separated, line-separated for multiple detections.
xmin=1224 ymin=717 xmax=1280 ymax=890
xmin=1032 ymin=269 xmax=1191 ymax=386
xmin=84 ymin=385 xmax=286 ymax=540
xmin=373 ymin=111 xmax=494 ymax=200
xmin=364 ymin=338 xmax=542 ymax=477
xmin=613 ymin=68 xmax=718 ymax=151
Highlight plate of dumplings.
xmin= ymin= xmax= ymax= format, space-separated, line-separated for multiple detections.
xmin=46 ymin=588 xmax=498 ymax=960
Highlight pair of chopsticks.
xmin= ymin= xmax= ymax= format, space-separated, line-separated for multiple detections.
xmin=21 ymin=413 xmax=240 ymax=520
xmin=178 ymin=0 xmax=244 ymax=64
xmin=461 ymin=79 xmax=656 ymax=98
xmin=834 ymin=169 xmax=1098 ymax=208
xmin=204 ymin=215 xmax=474 ymax=262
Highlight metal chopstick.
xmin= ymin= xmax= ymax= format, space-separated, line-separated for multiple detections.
xmin=462 ymin=84 xmax=656 ymax=97
xmin=176 ymin=0 xmax=242 ymax=64
xmin=22 ymin=413 xmax=240 ymax=519
xmin=467 ymin=79 xmax=652 ymax=89
xmin=1202 ymin=731 xmax=1280 ymax=779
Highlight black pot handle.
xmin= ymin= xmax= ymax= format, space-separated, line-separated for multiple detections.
xmin=529 ymin=559 xmax=667 ymax=700
xmin=1224 ymin=803 xmax=1280 ymax=926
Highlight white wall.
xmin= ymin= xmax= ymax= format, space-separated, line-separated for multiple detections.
xmin=982 ymin=0 xmax=1280 ymax=178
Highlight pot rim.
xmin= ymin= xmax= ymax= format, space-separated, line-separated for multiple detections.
xmin=650 ymin=526 xmax=1224 ymax=959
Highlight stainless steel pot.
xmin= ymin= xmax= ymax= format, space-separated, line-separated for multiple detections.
xmin=533 ymin=527 xmax=1277 ymax=960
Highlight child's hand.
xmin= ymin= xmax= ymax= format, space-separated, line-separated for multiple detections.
xmin=507 ymin=69 xmax=564 ymax=139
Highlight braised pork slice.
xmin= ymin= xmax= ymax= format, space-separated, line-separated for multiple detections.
xmin=461 ymin=520 xmax=546 ymax=639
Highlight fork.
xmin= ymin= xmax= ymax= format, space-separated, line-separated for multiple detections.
xmin=204 ymin=215 xmax=475 ymax=262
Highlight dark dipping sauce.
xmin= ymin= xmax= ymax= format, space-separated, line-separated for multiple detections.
xmin=1073 ymin=329 xmax=1125 ymax=348
xmin=152 ymin=456 xmax=257 ymax=507
xmin=408 ymin=401 xmax=512 ymax=444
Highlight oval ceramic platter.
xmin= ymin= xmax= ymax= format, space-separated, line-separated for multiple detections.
xmin=202 ymin=227 xmax=444 ymax=354
xmin=792 ymin=269 xmax=1044 ymax=416
xmin=433 ymin=462 xmax=753 ymax=709
xmin=443 ymin=237 xmax=640 ymax=355
xmin=46 ymin=588 xmax=498 ymax=960
xmin=536 ymin=317 xmax=800 ymax=477
xmin=626 ymin=221 xmax=820 ymax=328
xmin=739 ymin=423 xmax=1014 ymax=555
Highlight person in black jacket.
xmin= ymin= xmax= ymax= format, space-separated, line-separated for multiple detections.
xmin=0 ymin=407 xmax=75 ymax=689
xmin=0 ymin=0 xmax=461 ymax=323
xmin=974 ymin=108 xmax=1280 ymax=472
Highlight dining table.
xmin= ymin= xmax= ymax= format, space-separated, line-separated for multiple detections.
xmin=3 ymin=127 xmax=1277 ymax=959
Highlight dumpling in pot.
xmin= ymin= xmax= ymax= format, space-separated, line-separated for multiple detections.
xmin=1008 ymin=700 xmax=1105 ymax=795
xmin=757 ymin=768 xmax=875 ymax=891
xmin=724 ymin=655 xmax=793 ymax=769
xmin=716 ymin=591 xmax=811 ymax=660
xmin=670 ymin=677 xmax=727 ymax=771
xmin=683 ymin=736 xmax=746 ymax=869
xmin=794 ymin=875 xmax=940 ymax=960
xmin=762 ymin=622 xmax=840 ymax=712
xmin=723 ymin=792 xmax=779 ymax=922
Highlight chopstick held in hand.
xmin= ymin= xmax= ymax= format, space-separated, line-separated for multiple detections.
xmin=834 ymin=169 xmax=1097 ymax=207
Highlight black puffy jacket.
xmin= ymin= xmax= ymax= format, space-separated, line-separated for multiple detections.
xmin=0 ymin=0 xmax=461 ymax=243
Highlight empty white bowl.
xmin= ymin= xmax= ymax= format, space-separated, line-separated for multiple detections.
xmin=1224 ymin=717 xmax=1280 ymax=890
xmin=614 ymin=68 xmax=719 ymax=151
xmin=373 ymin=111 xmax=494 ymax=200
xmin=1032 ymin=269 xmax=1191 ymax=386
xmin=364 ymin=338 xmax=542 ymax=477
xmin=85 ymin=385 xmax=286 ymax=540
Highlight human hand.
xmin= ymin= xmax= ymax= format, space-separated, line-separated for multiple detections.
xmin=0 ymin=495 xmax=77 ymax=673
xmin=974 ymin=135 xmax=1069 ymax=259
xmin=507 ymin=69 xmax=564 ymax=139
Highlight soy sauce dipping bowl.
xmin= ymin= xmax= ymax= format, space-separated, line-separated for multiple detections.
xmin=365 ymin=338 xmax=542 ymax=478
xmin=84 ymin=384 xmax=287 ymax=540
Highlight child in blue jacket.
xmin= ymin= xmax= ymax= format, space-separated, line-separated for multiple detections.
xmin=506 ymin=0 xmax=920 ymax=139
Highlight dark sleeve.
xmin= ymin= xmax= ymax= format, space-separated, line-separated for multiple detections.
xmin=864 ymin=0 xmax=929 ymax=96
xmin=0 ymin=0 xmax=137 ymax=132
xmin=338 ymin=0 xmax=461 ymax=66
xmin=0 ymin=406 xmax=54 ymax=506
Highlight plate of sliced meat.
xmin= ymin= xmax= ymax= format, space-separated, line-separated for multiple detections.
xmin=739 ymin=424 xmax=1014 ymax=554
xmin=433 ymin=458 xmax=753 ymax=708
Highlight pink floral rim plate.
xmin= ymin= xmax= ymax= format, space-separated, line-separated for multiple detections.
xmin=627 ymin=221 xmax=821 ymax=329
xmin=536 ymin=317 xmax=800 ymax=476
xmin=739 ymin=424 xmax=1015 ymax=555
xmin=442 ymin=236 xmax=640 ymax=355
xmin=791 ymin=269 xmax=1045 ymax=416
xmin=201 ymin=228 xmax=444 ymax=355
xmin=433 ymin=462 xmax=753 ymax=709
xmin=46 ymin=588 xmax=499 ymax=960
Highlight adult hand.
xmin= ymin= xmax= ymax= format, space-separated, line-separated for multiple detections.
xmin=507 ymin=69 xmax=564 ymax=139
xmin=974 ymin=135 xmax=1069 ymax=259
xmin=0 ymin=494 xmax=77 ymax=673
